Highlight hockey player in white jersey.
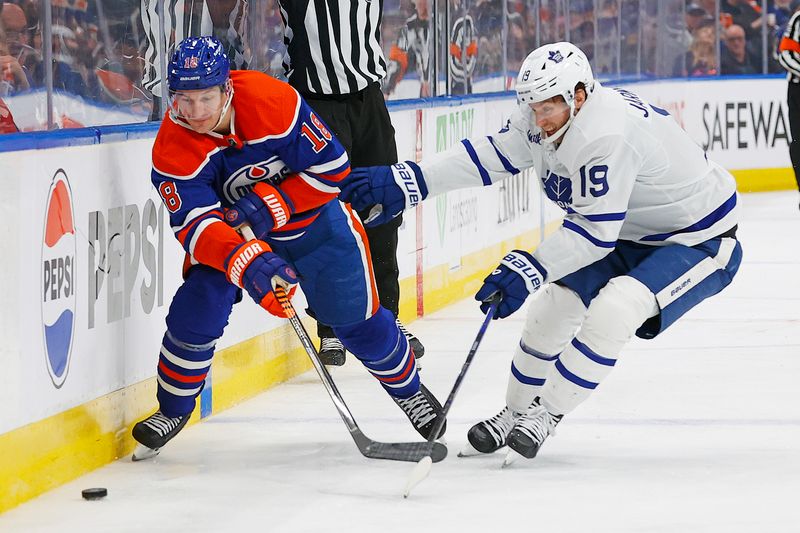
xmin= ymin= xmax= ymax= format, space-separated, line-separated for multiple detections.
xmin=339 ymin=42 xmax=743 ymax=461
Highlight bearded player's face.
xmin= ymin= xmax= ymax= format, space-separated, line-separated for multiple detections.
xmin=530 ymin=96 xmax=571 ymax=140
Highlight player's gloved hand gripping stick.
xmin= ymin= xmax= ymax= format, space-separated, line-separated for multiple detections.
xmin=475 ymin=250 xmax=547 ymax=318
xmin=237 ymin=224 xmax=448 ymax=464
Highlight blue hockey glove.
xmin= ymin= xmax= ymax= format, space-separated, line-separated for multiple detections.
xmin=224 ymin=239 xmax=299 ymax=318
xmin=475 ymin=250 xmax=547 ymax=319
xmin=224 ymin=182 xmax=291 ymax=239
xmin=339 ymin=161 xmax=428 ymax=227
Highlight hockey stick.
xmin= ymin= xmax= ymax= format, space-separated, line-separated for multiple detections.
xmin=240 ymin=225 xmax=447 ymax=463
xmin=402 ymin=294 xmax=501 ymax=498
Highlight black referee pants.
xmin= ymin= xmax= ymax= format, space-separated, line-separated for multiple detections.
xmin=302 ymin=82 xmax=403 ymax=338
xmin=787 ymin=81 xmax=800 ymax=191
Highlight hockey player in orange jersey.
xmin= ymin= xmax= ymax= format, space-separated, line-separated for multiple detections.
xmin=131 ymin=37 xmax=445 ymax=460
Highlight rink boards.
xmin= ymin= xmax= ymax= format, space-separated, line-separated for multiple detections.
xmin=0 ymin=77 xmax=793 ymax=512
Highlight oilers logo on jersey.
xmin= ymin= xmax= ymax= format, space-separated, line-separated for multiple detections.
xmin=223 ymin=155 xmax=290 ymax=203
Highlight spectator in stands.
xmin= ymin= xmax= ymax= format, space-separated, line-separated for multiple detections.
xmin=0 ymin=41 xmax=28 ymax=95
xmin=721 ymin=0 xmax=762 ymax=42
xmin=1 ymin=2 xmax=29 ymax=56
xmin=695 ymin=0 xmax=717 ymax=14
xmin=771 ymin=0 xmax=795 ymax=38
xmin=763 ymin=0 xmax=792 ymax=73
xmin=685 ymin=2 xmax=709 ymax=33
xmin=384 ymin=0 xmax=433 ymax=98
xmin=48 ymin=25 xmax=89 ymax=96
xmin=673 ymin=15 xmax=716 ymax=76
xmin=688 ymin=39 xmax=718 ymax=75
xmin=0 ymin=2 xmax=31 ymax=93
xmin=472 ymin=0 xmax=503 ymax=83
xmin=721 ymin=23 xmax=759 ymax=74
xmin=506 ymin=11 xmax=529 ymax=72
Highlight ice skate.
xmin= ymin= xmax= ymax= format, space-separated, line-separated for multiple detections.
xmin=131 ymin=410 xmax=191 ymax=461
xmin=393 ymin=383 xmax=446 ymax=440
xmin=318 ymin=336 xmax=346 ymax=366
xmin=463 ymin=405 xmax=521 ymax=455
xmin=505 ymin=401 xmax=562 ymax=460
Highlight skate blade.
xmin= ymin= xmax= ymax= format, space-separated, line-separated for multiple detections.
xmin=502 ymin=449 xmax=523 ymax=468
xmin=457 ymin=441 xmax=484 ymax=457
xmin=132 ymin=443 xmax=160 ymax=462
xmin=403 ymin=455 xmax=433 ymax=498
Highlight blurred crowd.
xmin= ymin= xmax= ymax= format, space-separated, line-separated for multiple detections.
xmin=0 ymin=1 xmax=146 ymax=106
xmin=0 ymin=0 xmax=796 ymax=132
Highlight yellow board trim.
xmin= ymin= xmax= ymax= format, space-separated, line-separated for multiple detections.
xmin=0 ymin=319 xmax=315 ymax=514
xmin=732 ymin=167 xmax=797 ymax=192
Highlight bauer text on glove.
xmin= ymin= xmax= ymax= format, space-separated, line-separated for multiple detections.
xmin=338 ymin=161 xmax=428 ymax=227
xmin=474 ymin=250 xmax=547 ymax=319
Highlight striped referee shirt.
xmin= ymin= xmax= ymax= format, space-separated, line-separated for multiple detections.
xmin=278 ymin=0 xmax=388 ymax=95
xmin=778 ymin=10 xmax=800 ymax=83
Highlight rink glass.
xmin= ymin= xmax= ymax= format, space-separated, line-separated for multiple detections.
xmin=0 ymin=0 xmax=778 ymax=131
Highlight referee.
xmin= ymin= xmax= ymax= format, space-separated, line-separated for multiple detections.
xmin=777 ymin=7 xmax=800 ymax=209
xmin=277 ymin=0 xmax=425 ymax=365
xmin=141 ymin=0 xmax=249 ymax=119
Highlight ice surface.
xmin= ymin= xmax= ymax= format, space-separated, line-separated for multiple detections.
xmin=2 ymin=191 xmax=798 ymax=533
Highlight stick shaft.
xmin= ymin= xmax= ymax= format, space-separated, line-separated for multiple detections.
xmin=425 ymin=300 xmax=499 ymax=445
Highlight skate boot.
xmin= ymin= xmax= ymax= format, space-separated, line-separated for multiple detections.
xmin=318 ymin=336 xmax=346 ymax=366
xmin=396 ymin=318 xmax=425 ymax=359
xmin=131 ymin=410 xmax=191 ymax=461
xmin=506 ymin=400 xmax=562 ymax=459
xmin=393 ymin=383 xmax=447 ymax=440
xmin=465 ymin=406 xmax=521 ymax=454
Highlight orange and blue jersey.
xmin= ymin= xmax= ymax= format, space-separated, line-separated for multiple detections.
xmin=151 ymin=70 xmax=350 ymax=273
xmin=149 ymin=72 xmax=421 ymax=418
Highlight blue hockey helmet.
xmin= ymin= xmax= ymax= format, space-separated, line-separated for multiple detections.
xmin=168 ymin=36 xmax=230 ymax=92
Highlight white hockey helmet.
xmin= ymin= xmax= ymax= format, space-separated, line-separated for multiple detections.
xmin=516 ymin=42 xmax=595 ymax=143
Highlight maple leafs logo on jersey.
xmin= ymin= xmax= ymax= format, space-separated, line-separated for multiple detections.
xmin=548 ymin=50 xmax=564 ymax=64
xmin=541 ymin=170 xmax=572 ymax=210
xmin=184 ymin=56 xmax=199 ymax=69
xmin=527 ymin=130 xmax=541 ymax=145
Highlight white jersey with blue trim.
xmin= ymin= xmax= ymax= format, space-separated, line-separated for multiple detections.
xmin=417 ymin=83 xmax=739 ymax=283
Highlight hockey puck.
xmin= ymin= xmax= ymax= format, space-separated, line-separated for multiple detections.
xmin=81 ymin=488 xmax=107 ymax=500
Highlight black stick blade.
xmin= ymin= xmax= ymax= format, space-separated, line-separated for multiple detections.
xmin=363 ymin=441 xmax=448 ymax=463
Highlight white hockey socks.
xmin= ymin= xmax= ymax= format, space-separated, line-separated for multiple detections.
xmin=540 ymin=276 xmax=658 ymax=416
xmin=506 ymin=284 xmax=587 ymax=413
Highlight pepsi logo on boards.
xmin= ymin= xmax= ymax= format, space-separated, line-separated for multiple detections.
xmin=41 ymin=169 xmax=76 ymax=388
